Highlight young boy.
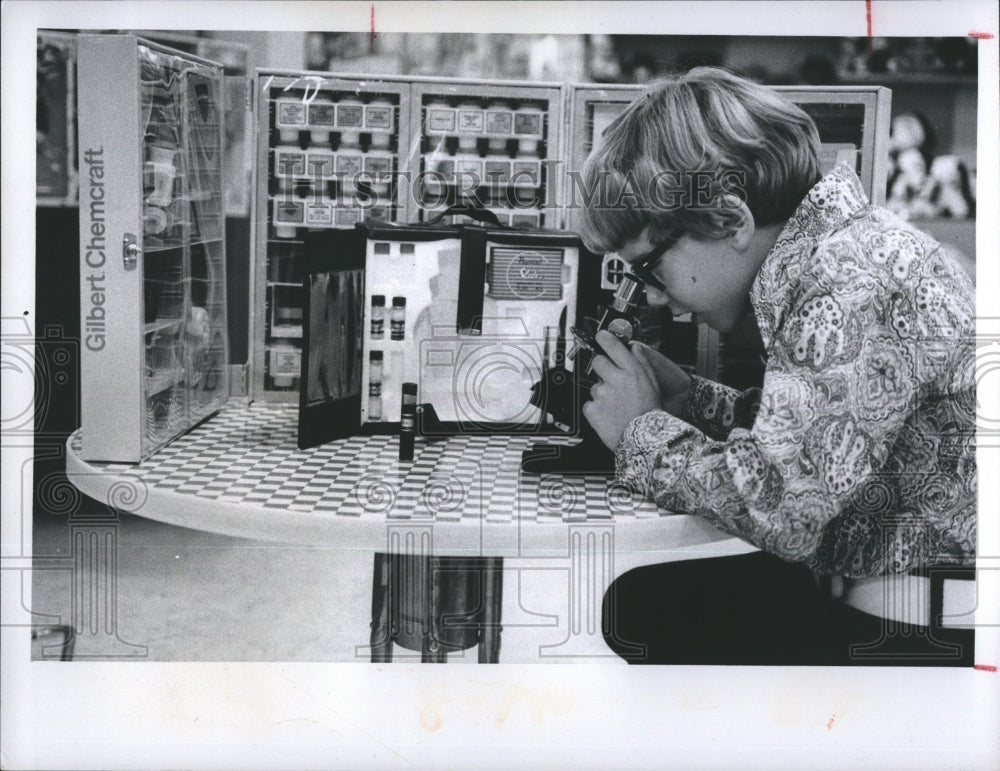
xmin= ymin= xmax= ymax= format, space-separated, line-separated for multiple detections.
xmin=580 ymin=68 xmax=977 ymax=665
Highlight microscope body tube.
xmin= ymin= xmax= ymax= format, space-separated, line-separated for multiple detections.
xmin=581 ymin=273 xmax=644 ymax=376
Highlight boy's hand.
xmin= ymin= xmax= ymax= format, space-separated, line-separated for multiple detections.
xmin=582 ymin=330 xmax=662 ymax=449
xmin=630 ymin=341 xmax=692 ymax=417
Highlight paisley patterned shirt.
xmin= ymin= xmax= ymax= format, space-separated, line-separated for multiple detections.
xmin=616 ymin=163 xmax=976 ymax=577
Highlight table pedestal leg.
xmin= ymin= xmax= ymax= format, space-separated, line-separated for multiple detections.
xmin=363 ymin=527 xmax=504 ymax=662
xmin=369 ymin=552 xmax=392 ymax=663
xmin=478 ymin=557 xmax=503 ymax=663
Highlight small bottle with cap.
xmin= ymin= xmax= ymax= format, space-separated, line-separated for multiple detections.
xmin=368 ymin=350 xmax=384 ymax=421
xmin=390 ymin=297 xmax=406 ymax=341
xmin=336 ymin=97 xmax=364 ymax=149
xmin=370 ymin=295 xmax=386 ymax=339
xmin=456 ymin=101 xmax=485 ymax=152
xmin=399 ymin=382 xmax=418 ymax=461
xmin=308 ymin=95 xmax=336 ymax=145
xmin=365 ymin=98 xmax=395 ymax=149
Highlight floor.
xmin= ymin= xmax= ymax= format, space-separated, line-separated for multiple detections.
xmin=29 ymin=506 xmax=625 ymax=664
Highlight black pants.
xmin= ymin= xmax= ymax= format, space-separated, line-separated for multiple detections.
xmin=602 ymin=552 xmax=974 ymax=666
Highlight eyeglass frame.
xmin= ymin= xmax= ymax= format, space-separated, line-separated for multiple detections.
xmin=627 ymin=226 xmax=685 ymax=295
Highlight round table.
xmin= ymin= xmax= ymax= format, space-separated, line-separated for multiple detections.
xmin=65 ymin=403 xmax=754 ymax=661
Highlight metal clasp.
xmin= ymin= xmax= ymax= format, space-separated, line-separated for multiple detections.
xmin=123 ymin=233 xmax=140 ymax=270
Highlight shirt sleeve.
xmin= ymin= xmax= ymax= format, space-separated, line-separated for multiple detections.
xmin=680 ymin=375 xmax=762 ymax=442
xmin=615 ymin=247 xmax=933 ymax=569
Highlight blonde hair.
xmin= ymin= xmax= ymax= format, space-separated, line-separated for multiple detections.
xmin=579 ymin=67 xmax=822 ymax=254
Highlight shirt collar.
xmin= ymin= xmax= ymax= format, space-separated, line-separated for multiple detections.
xmin=750 ymin=161 xmax=870 ymax=349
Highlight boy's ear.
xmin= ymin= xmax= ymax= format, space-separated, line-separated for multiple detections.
xmin=725 ymin=199 xmax=756 ymax=251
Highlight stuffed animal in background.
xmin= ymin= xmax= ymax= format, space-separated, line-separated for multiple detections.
xmin=916 ymin=155 xmax=976 ymax=219
xmin=887 ymin=147 xmax=929 ymax=218
xmin=886 ymin=112 xmax=942 ymax=220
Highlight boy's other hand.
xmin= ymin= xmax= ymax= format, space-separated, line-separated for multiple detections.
xmin=582 ymin=330 xmax=662 ymax=450
xmin=630 ymin=341 xmax=692 ymax=417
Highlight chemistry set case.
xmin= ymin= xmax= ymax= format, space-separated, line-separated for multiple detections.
xmin=77 ymin=35 xmax=229 ymax=462
xmin=297 ymin=222 xmax=604 ymax=449
xmin=75 ymin=39 xmax=891 ymax=460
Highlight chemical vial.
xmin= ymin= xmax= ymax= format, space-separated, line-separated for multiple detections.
xmin=308 ymin=95 xmax=336 ymax=145
xmin=513 ymin=105 xmax=544 ymax=156
xmin=456 ymin=101 xmax=485 ymax=152
xmin=485 ymin=101 xmax=513 ymax=153
xmin=390 ymin=297 xmax=406 ymax=341
xmin=370 ymin=295 xmax=386 ymax=338
xmin=365 ymin=98 xmax=395 ymax=149
xmin=275 ymin=97 xmax=307 ymax=143
xmin=399 ymin=382 xmax=418 ymax=461
xmin=368 ymin=351 xmax=384 ymax=421
xmin=369 ymin=350 xmax=384 ymax=397
xmin=336 ymin=97 xmax=364 ymax=148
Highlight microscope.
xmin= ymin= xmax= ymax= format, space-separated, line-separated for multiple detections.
xmin=523 ymin=271 xmax=648 ymax=475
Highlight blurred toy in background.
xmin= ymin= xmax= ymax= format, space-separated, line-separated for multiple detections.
xmin=886 ymin=111 xmax=975 ymax=221
xmin=886 ymin=112 xmax=935 ymax=218
xmin=887 ymin=147 xmax=929 ymax=218
xmin=916 ymin=155 xmax=976 ymax=219
xmin=835 ymin=38 xmax=868 ymax=79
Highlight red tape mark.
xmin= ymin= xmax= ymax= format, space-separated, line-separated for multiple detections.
xmin=973 ymin=664 xmax=998 ymax=672
xmin=866 ymin=0 xmax=873 ymax=37
xmin=968 ymin=31 xmax=995 ymax=40
xmin=370 ymin=4 xmax=377 ymax=46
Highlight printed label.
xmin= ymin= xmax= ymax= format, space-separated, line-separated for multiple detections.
xmin=511 ymin=160 xmax=541 ymax=186
xmin=335 ymin=206 xmax=362 ymax=226
xmin=364 ymin=105 xmax=394 ymax=130
xmin=514 ymin=112 xmax=543 ymax=136
xmin=486 ymin=110 xmax=513 ymax=134
xmin=455 ymin=158 xmax=483 ymax=176
xmin=427 ymin=108 xmax=456 ymax=133
xmin=337 ymin=154 xmax=363 ymax=175
xmin=308 ymin=103 xmax=336 ymax=127
xmin=337 ymin=104 xmax=363 ymax=128
xmin=511 ymin=212 xmax=541 ymax=228
xmin=307 ymin=152 xmax=335 ymax=178
xmin=457 ymin=109 xmax=485 ymax=133
xmin=271 ymin=348 xmax=301 ymax=375
xmin=364 ymin=155 xmax=393 ymax=174
xmin=275 ymin=200 xmax=304 ymax=223
xmin=275 ymin=149 xmax=306 ymax=176
xmin=306 ymin=203 xmax=333 ymax=226
xmin=485 ymin=160 xmax=511 ymax=184
xmin=276 ymin=101 xmax=307 ymax=127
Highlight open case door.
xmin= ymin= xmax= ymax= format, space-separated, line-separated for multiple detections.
xmin=296 ymin=227 xmax=366 ymax=449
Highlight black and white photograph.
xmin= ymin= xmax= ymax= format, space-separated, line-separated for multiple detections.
xmin=3 ymin=1 xmax=999 ymax=769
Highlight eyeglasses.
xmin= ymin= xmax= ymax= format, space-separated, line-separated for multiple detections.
xmin=628 ymin=226 xmax=684 ymax=294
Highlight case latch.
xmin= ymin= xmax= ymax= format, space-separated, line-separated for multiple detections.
xmin=122 ymin=233 xmax=140 ymax=270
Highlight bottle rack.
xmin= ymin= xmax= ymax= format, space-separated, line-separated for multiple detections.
xmin=413 ymin=91 xmax=551 ymax=229
xmin=253 ymin=73 xmax=412 ymax=400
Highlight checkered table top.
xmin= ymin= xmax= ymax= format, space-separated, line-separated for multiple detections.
xmin=68 ymin=403 xmax=668 ymax=525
